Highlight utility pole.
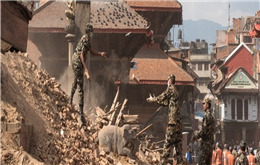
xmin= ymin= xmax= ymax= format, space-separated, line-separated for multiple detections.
xmin=228 ymin=2 xmax=230 ymax=32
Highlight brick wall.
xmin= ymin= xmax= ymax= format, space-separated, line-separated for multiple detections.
xmin=228 ymin=30 xmax=236 ymax=44
xmin=233 ymin=18 xmax=241 ymax=33
xmin=225 ymin=46 xmax=254 ymax=76
xmin=1 ymin=122 xmax=33 ymax=152
xmin=216 ymin=44 xmax=240 ymax=60
xmin=169 ymin=51 xmax=181 ymax=59
xmin=216 ymin=46 xmax=228 ymax=60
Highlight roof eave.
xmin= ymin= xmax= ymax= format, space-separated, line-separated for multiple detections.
xmin=28 ymin=27 xmax=65 ymax=33
xmin=126 ymin=80 xmax=194 ymax=85
xmin=94 ymin=28 xmax=148 ymax=34
xmin=224 ymin=42 xmax=254 ymax=63
xmin=130 ymin=7 xmax=182 ymax=12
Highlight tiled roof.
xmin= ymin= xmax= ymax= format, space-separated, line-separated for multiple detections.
xmin=127 ymin=0 xmax=182 ymax=9
xmin=91 ymin=1 xmax=147 ymax=30
xmin=29 ymin=1 xmax=147 ymax=30
xmin=29 ymin=1 xmax=67 ymax=28
xmin=129 ymin=44 xmax=194 ymax=83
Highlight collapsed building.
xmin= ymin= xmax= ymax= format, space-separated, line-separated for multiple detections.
xmin=27 ymin=0 xmax=197 ymax=156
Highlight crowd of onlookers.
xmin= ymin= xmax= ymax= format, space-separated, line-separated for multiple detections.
xmin=185 ymin=140 xmax=260 ymax=165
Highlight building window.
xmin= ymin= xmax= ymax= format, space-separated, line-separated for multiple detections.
xmin=244 ymin=99 xmax=248 ymax=120
xmin=204 ymin=63 xmax=209 ymax=70
xmin=231 ymin=99 xmax=235 ymax=119
xmin=198 ymin=63 xmax=202 ymax=70
xmin=35 ymin=2 xmax=40 ymax=9
xmin=237 ymin=99 xmax=243 ymax=120
xmin=192 ymin=64 xmax=196 ymax=70
xmin=243 ymin=36 xmax=252 ymax=43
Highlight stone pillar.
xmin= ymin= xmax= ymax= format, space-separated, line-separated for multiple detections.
xmin=182 ymin=132 xmax=189 ymax=157
xmin=65 ymin=34 xmax=75 ymax=94
xmin=242 ymin=127 xmax=246 ymax=141
xmin=75 ymin=1 xmax=90 ymax=44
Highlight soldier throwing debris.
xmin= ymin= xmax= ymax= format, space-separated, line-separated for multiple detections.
xmin=69 ymin=23 xmax=106 ymax=124
xmin=191 ymin=98 xmax=215 ymax=165
xmin=146 ymin=74 xmax=183 ymax=165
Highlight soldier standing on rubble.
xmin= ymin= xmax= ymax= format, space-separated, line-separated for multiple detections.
xmin=69 ymin=23 xmax=106 ymax=123
xmin=146 ymin=74 xmax=183 ymax=165
xmin=191 ymin=98 xmax=215 ymax=165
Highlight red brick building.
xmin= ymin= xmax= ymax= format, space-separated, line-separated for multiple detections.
xmin=210 ymin=42 xmax=258 ymax=145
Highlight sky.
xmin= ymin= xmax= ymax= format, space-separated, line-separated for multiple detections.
xmin=179 ymin=0 xmax=260 ymax=26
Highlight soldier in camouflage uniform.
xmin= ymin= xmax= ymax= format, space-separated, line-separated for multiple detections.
xmin=235 ymin=140 xmax=249 ymax=165
xmin=191 ymin=97 xmax=215 ymax=165
xmin=69 ymin=23 xmax=106 ymax=123
xmin=146 ymin=74 xmax=183 ymax=165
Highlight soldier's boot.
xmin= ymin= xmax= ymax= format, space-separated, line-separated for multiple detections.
xmin=79 ymin=105 xmax=86 ymax=124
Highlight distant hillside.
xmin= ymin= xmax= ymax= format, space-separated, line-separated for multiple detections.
xmin=170 ymin=19 xmax=231 ymax=52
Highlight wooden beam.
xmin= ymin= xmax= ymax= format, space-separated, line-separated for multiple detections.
xmin=109 ymin=102 xmax=120 ymax=125
xmin=144 ymin=107 xmax=162 ymax=127
xmin=136 ymin=123 xmax=153 ymax=137
xmin=122 ymin=114 xmax=138 ymax=124
xmin=115 ymin=98 xmax=128 ymax=126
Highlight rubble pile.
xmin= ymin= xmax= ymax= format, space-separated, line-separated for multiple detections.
xmin=2 ymin=51 xmax=187 ymax=165
xmin=0 ymin=51 xmax=140 ymax=165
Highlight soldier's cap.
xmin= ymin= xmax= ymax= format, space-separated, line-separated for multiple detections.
xmin=229 ymin=146 xmax=232 ymax=151
xmin=168 ymin=74 xmax=175 ymax=80
xmin=203 ymin=98 xmax=211 ymax=104
xmin=86 ymin=23 xmax=94 ymax=32
xmin=240 ymin=140 xmax=246 ymax=147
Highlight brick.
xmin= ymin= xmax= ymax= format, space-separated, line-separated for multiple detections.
xmin=7 ymin=122 xmax=21 ymax=133
xmin=1 ymin=122 xmax=7 ymax=132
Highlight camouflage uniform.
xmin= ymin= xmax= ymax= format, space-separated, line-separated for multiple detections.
xmin=153 ymin=82 xmax=182 ymax=164
xmin=194 ymin=98 xmax=215 ymax=165
xmin=235 ymin=152 xmax=249 ymax=165
xmin=70 ymin=34 xmax=91 ymax=106
xmin=235 ymin=141 xmax=249 ymax=165
xmin=233 ymin=150 xmax=238 ymax=160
